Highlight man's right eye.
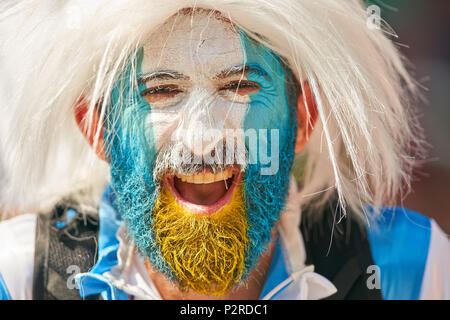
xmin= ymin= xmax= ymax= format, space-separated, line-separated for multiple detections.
xmin=140 ymin=85 xmax=183 ymax=104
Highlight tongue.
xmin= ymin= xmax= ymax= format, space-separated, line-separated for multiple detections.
xmin=174 ymin=177 xmax=229 ymax=205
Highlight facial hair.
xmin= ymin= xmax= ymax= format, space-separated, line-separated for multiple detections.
xmin=152 ymin=184 xmax=248 ymax=296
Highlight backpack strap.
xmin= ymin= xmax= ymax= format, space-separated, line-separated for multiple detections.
xmin=33 ymin=206 xmax=101 ymax=300
xmin=300 ymin=201 xmax=383 ymax=300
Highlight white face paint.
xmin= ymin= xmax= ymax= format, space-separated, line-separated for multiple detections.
xmin=140 ymin=11 xmax=259 ymax=156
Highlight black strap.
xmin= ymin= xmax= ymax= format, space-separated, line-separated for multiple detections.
xmin=32 ymin=206 xmax=101 ymax=300
xmin=301 ymin=201 xmax=383 ymax=300
xmin=32 ymin=211 xmax=50 ymax=299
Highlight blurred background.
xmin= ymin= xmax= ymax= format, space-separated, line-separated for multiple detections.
xmin=366 ymin=0 xmax=450 ymax=233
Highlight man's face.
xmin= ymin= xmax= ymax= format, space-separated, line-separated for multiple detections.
xmin=104 ymin=10 xmax=299 ymax=295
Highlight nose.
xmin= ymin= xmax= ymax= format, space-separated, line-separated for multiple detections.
xmin=173 ymin=88 xmax=226 ymax=158
xmin=179 ymin=116 xmax=225 ymax=159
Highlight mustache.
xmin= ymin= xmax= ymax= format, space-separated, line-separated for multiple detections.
xmin=153 ymin=140 xmax=248 ymax=181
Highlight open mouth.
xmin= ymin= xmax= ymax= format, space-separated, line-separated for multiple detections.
xmin=163 ymin=166 xmax=242 ymax=215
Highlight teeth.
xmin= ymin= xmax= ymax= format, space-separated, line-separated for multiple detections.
xmin=176 ymin=169 xmax=235 ymax=184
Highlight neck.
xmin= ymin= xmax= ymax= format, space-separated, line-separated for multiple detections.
xmin=144 ymin=230 xmax=277 ymax=300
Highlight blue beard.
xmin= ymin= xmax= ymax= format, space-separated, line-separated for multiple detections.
xmin=106 ymin=119 xmax=297 ymax=284
xmin=242 ymin=127 xmax=297 ymax=278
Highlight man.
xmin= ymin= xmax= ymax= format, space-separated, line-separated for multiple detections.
xmin=0 ymin=0 xmax=448 ymax=300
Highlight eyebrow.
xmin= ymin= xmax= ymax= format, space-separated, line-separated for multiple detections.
xmin=137 ymin=65 xmax=267 ymax=84
xmin=215 ymin=65 xmax=267 ymax=80
xmin=137 ymin=70 xmax=189 ymax=84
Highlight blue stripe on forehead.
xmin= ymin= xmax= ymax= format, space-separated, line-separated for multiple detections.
xmin=238 ymin=29 xmax=298 ymax=175
xmin=239 ymin=30 xmax=293 ymax=137
xmin=105 ymin=47 xmax=157 ymax=165
xmin=238 ymin=29 xmax=299 ymax=277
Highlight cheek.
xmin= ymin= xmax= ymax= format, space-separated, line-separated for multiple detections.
xmin=245 ymin=75 xmax=290 ymax=135
xmin=145 ymin=111 xmax=180 ymax=150
xmin=243 ymin=81 xmax=290 ymax=139
xmin=244 ymin=105 xmax=285 ymax=131
xmin=213 ymin=100 xmax=249 ymax=131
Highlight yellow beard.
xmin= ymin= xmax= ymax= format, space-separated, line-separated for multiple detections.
xmin=152 ymin=185 xmax=248 ymax=296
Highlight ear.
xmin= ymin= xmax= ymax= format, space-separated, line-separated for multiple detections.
xmin=295 ymin=81 xmax=318 ymax=153
xmin=74 ymin=97 xmax=106 ymax=161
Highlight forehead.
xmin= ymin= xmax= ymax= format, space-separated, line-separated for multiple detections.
xmin=142 ymin=11 xmax=244 ymax=77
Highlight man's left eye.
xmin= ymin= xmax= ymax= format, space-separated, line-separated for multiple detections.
xmin=218 ymin=80 xmax=260 ymax=104
xmin=219 ymin=80 xmax=260 ymax=96
xmin=140 ymin=85 xmax=184 ymax=103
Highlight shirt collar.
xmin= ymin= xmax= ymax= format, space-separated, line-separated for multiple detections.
xmin=75 ymin=185 xmax=129 ymax=300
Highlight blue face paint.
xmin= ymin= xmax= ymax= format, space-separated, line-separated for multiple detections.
xmin=239 ymin=30 xmax=299 ymax=277
xmin=104 ymin=48 xmax=177 ymax=279
xmin=103 ymin=30 xmax=299 ymax=284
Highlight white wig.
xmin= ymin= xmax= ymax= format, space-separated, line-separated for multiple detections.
xmin=0 ymin=0 xmax=425 ymax=219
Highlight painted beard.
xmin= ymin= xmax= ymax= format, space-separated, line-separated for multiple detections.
xmin=153 ymin=184 xmax=247 ymax=295
xmin=107 ymin=119 xmax=296 ymax=296
xmin=106 ymin=63 xmax=298 ymax=297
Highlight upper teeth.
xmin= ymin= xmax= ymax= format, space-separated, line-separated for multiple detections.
xmin=176 ymin=169 xmax=234 ymax=184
